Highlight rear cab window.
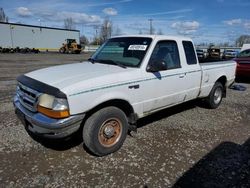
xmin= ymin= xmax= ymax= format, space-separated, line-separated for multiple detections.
xmin=183 ymin=41 xmax=197 ymax=65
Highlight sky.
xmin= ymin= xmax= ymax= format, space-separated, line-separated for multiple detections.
xmin=1 ymin=0 xmax=250 ymax=44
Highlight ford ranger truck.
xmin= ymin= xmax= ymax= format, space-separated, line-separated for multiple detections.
xmin=14 ymin=35 xmax=236 ymax=156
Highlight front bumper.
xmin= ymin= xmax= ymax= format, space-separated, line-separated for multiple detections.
xmin=14 ymin=96 xmax=85 ymax=138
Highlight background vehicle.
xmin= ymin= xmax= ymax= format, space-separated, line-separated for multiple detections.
xmin=222 ymin=49 xmax=237 ymax=59
xmin=234 ymin=49 xmax=250 ymax=78
xmin=207 ymin=47 xmax=221 ymax=60
xmin=196 ymin=49 xmax=205 ymax=61
xmin=59 ymin=39 xmax=82 ymax=54
xmin=14 ymin=35 xmax=236 ymax=156
xmin=241 ymin=44 xmax=250 ymax=52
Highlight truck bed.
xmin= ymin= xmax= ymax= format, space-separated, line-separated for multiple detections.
xmin=198 ymin=60 xmax=236 ymax=98
xmin=200 ymin=60 xmax=236 ymax=68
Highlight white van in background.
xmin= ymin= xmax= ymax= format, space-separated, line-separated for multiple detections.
xmin=241 ymin=44 xmax=250 ymax=51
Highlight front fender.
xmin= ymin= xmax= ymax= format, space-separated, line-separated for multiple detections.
xmin=67 ymin=90 xmax=133 ymax=115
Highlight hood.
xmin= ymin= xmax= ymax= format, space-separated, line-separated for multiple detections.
xmin=26 ymin=61 xmax=138 ymax=95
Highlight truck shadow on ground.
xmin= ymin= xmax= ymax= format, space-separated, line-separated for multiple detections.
xmin=235 ymin=77 xmax=250 ymax=84
xmin=137 ymin=100 xmax=200 ymax=128
xmin=173 ymin=138 xmax=250 ymax=188
xmin=27 ymin=127 xmax=84 ymax=151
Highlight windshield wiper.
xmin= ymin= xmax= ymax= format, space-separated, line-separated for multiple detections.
xmin=88 ymin=58 xmax=127 ymax=68
xmin=95 ymin=59 xmax=127 ymax=69
xmin=88 ymin=58 xmax=98 ymax=64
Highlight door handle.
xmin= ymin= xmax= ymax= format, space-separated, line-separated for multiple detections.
xmin=128 ymin=84 xmax=140 ymax=89
xmin=179 ymin=74 xmax=185 ymax=78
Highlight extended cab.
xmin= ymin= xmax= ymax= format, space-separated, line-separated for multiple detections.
xmin=14 ymin=35 xmax=236 ymax=156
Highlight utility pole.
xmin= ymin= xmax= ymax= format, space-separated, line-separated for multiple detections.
xmin=82 ymin=23 xmax=84 ymax=36
xmin=148 ymin=19 xmax=153 ymax=35
xmin=10 ymin=25 xmax=14 ymax=48
xmin=94 ymin=25 xmax=99 ymax=45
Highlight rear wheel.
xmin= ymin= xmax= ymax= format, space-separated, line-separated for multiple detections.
xmin=83 ymin=107 xmax=128 ymax=156
xmin=204 ymin=82 xmax=224 ymax=109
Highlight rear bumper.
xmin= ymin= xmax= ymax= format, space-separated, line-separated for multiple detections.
xmin=14 ymin=96 xmax=85 ymax=138
xmin=236 ymin=69 xmax=250 ymax=77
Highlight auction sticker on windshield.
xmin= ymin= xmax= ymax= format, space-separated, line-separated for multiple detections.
xmin=128 ymin=45 xmax=147 ymax=51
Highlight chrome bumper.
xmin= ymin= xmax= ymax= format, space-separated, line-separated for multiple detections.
xmin=13 ymin=96 xmax=85 ymax=138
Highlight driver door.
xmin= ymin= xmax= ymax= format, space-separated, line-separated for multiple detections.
xmin=141 ymin=40 xmax=187 ymax=113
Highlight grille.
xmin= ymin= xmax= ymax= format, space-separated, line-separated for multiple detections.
xmin=16 ymin=82 xmax=40 ymax=112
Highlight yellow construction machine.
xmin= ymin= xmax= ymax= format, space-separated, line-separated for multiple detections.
xmin=59 ymin=39 xmax=82 ymax=54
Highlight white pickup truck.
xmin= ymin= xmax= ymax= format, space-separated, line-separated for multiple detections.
xmin=14 ymin=35 xmax=236 ymax=156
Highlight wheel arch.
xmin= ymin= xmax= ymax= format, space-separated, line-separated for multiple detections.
xmin=215 ymin=75 xmax=227 ymax=97
xmin=85 ymin=99 xmax=137 ymax=124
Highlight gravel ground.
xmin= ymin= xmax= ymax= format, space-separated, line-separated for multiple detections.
xmin=0 ymin=53 xmax=249 ymax=187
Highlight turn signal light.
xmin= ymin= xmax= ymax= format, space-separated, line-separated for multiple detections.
xmin=37 ymin=105 xmax=70 ymax=119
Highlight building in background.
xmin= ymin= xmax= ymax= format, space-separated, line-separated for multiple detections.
xmin=0 ymin=22 xmax=80 ymax=51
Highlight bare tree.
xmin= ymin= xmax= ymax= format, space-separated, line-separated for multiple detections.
xmin=218 ymin=42 xmax=231 ymax=47
xmin=0 ymin=7 xmax=8 ymax=22
xmin=197 ymin=42 xmax=208 ymax=47
xmin=100 ymin=18 xmax=112 ymax=43
xmin=235 ymin=35 xmax=250 ymax=47
xmin=80 ymin=35 xmax=89 ymax=45
xmin=91 ymin=37 xmax=101 ymax=45
xmin=64 ymin=17 xmax=76 ymax=30
xmin=113 ymin=26 xmax=122 ymax=36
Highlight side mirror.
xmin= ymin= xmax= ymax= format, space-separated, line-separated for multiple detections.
xmin=146 ymin=60 xmax=167 ymax=72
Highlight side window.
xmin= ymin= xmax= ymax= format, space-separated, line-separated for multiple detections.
xmin=239 ymin=49 xmax=250 ymax=57
xmin=149 ymin=40 xmax=181 ymax=70
xmin=183 ymin=41 xmax=197 ymax=65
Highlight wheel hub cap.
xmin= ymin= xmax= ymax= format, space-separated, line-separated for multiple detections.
xmin=98 ymin=118 xmax=122 ymax=147
xmin=214 ymin=88 xmax=222 ymax=104
xmin=104 ymin=125 xmax=115 ymax=138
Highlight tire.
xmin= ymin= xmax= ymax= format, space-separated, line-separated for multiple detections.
xmin=83 ymin=107 xmax=128 ymax=156
xmin=59 ymin=48 xmax=65 ymax=53
xmin=204 ymin=82 xmax=224 ymax=109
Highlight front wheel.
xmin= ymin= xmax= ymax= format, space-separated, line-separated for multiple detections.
xmin=59 ymin=48 xmax=65 ymax=53
xmin=83 ymin=107 xmax=128 ymax=156
xmin=204 ymin=82 xmax=224 ymax=109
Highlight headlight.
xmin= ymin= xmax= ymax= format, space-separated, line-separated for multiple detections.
xmin=37 ymin=94 xmax=70 ymax=119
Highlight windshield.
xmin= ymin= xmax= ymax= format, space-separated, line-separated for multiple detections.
xmin=212 ymin=49 xmax=220 ymax=53
xmin=238 ymin=49 xmax=250 ymax=57
xmin=196 ymin=50 xmax=203 ymax=53
xmin=225 ymin=50 xmax=235 ymax=53
xmin=91 ymin=37 xmax=152 ymax=67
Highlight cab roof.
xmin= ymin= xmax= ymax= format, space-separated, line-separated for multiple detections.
xmin=111 ymin=35 xmax=193 ymax=42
